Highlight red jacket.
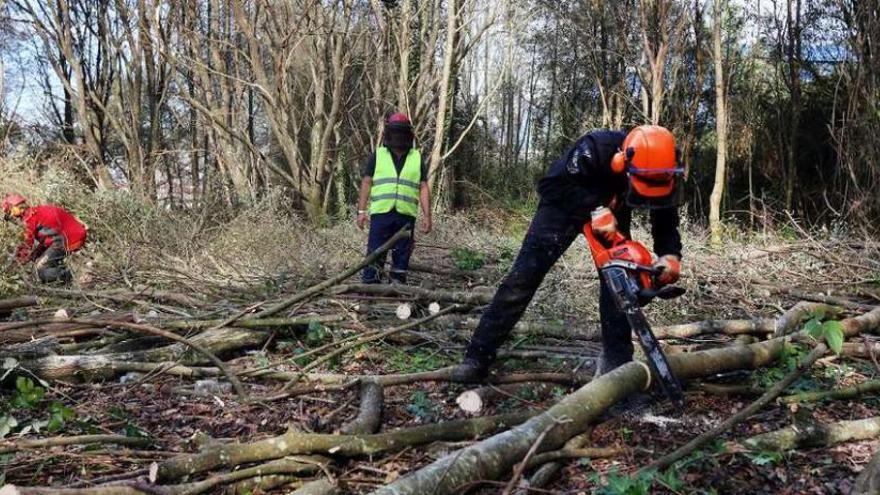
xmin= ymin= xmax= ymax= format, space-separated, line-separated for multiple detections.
xmin=17 ymin=205 xmax=88 ymax=262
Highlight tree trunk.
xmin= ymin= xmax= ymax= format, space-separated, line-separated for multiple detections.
xmin=709 ymin=0 xmax=727 ymax=245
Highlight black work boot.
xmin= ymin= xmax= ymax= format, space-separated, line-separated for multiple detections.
xmin=451 ymin=357 xmax=490 ymax=382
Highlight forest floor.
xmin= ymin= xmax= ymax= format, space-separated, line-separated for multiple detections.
xmin=1 ymin=206 xmax=879 ymax=494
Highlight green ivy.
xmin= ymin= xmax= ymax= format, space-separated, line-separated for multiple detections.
xmin=805 ymin=318 xmax=844 ymax=355
xmin=12 ymin=377 xmax=45 ymax=409
xmin=451 ymin=248 xmax=486 ymax=271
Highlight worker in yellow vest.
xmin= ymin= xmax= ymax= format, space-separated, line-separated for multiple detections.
xmin=356 ymin=113 xmax=433 ymax=284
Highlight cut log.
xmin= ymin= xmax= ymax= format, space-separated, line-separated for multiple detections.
xmin=456 ymin=383 xmax=555 ymax=414
xmin=156 ymin=411 xmax=536 ymax=482
xmin=738 ymin=416 xmax=880 ymax=451
xmin=369 ymin=308 xmax=880 ymax=495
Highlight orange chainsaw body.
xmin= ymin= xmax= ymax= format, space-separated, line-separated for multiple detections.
xmin=583 ymin=223 xmax=655 ymax=292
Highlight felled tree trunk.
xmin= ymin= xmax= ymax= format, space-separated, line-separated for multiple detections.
xmin=0 ymin=296 xmax=38 ymax=313
xmin=370 ymin=308 xmax=880 ymax=495
xmin=737 ymin=416 xmax=880 ymax=451
xmin=653 ymin=318 xmax=776 ymax=339
xmin=156 ymin=411 xmax=536 ymax=482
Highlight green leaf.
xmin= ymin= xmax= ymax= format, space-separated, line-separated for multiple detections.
xmin=823 ymin=321 xmax=844 ymax=355
xmin=306 ymin=321 xmax=327 ymax=346
xmin=0 ymin=415 xmax=18 ymax=438
xmin=804 ymin=318 xmax=823 ymax=339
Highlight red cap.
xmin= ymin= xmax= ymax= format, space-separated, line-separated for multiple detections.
xmin=2 ymin=193 xmax=27 ymax=214
xmin=386 ymin=113 xmax=411 ymax=126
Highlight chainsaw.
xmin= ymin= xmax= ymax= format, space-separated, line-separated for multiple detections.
xmin=583 ymin=208 xmax=686 ymax=410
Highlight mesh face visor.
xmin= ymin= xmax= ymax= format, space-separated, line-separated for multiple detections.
xmin=384 ymin=124 xmax=414 ymax=150
xmin=625 ymin=166 xmax=686 ymax=209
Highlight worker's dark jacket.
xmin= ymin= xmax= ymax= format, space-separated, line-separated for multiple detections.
xmin=465 ymin=130 xmax=682 ymax=365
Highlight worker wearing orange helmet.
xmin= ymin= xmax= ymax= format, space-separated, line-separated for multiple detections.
xmin=453 ymin=126 xmax=684 ymax=381
xmin=2 ymin=194 xmax=88 ymax=284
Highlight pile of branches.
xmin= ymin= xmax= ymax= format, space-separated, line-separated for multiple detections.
xmin=1 ymin=229 xmax=880 ymax=494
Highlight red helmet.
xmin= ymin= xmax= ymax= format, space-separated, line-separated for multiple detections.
xmin=611 ymin=125 xmax=684 ymax=205
xmin=384 ymin=112 xmax=414 ymax=149
xmin=2 ymin=193 xmax=27 ymax=217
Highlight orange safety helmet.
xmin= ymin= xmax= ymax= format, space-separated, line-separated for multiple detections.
xmin=2 ymin=193 xmax=27 ymax=219
xmin=611 ymin=126 xmax=684 ymax=207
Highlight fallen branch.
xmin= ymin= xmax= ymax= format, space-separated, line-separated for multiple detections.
xmin=256 ymin=228 xmax=411 ymax=319
xmin=274 ymin=305 xmax=464 ymax=394
xmin=774 ymin=302 xmax=836 ymax=337
xmin=653 ymin=318 xmax=776 ymax=340
xmin=780 ymin=379 xmax=880 ymax=404
xmin=290 ymin=479 xmax=339 ymax=495
xmin=160 ymin=455 xmax=328 ymax=495
xmin=163 ymin=314 xmax=346 ymax=331
xmin=66 ymin=319 xmax=248 ymax=400
xmin=513 ymin=432 xmax=591 ymax=495
xmin=644 ymin=343 xmax=827 ymax=472
xmin=156 ymin=410 xmax=536 ymax=482
xmin=523 ymin=445 xmax=627 ymax=469
xmin=0 ymin=296 xmax=38 ymax=313
xmin=0 ymin=434 xmax=152 ymax=454
xmin=339 ymin=381 xmax=384 ymax=435
xmin=330 ymin=283 xmax=492 ymax=306
xmin=737 ymin=416 xmax=880 ymax=451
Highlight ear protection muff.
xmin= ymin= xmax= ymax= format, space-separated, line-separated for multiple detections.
xmin=611 ymin=147 xmax=634 ymax=174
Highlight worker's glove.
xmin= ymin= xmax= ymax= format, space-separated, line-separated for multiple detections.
xmin=590 ymin=206 xmax=617 ymax=243
xmin=654 ymin=255 xmax=681 ymax=286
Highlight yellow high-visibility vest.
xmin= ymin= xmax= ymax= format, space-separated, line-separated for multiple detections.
xmin=369 ymin=147 xmax=421 ymax=217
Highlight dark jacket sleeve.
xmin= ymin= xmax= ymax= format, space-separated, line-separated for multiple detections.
xmin=420 ymin=155 xmax=429 ymax=183
xmin=650 ymin=207 xmax=683 ymax=258
xmin=361 ymin=153 xmax=377 ymax=178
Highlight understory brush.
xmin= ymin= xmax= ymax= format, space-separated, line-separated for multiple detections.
xmin=1 ymin=156 xmax=877 ymax=326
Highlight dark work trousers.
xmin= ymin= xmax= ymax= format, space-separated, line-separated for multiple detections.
xmin=362 ymin=210 xmax=417 ymax=284
xmin=34 ymin=246 xmax=72 ymax=284
xmin=464 ymin=202 xmax=634 ymax=366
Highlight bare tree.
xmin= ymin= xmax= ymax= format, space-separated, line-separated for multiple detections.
xmin=709 ymin=0 xmax=727 ymax=245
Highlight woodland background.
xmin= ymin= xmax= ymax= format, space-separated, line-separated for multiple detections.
xmin=0 ymin=0 xmax=877 ymax=232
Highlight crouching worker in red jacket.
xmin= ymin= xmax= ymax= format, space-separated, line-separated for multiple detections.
xmin=2 ymin=194 xmax=88 ymax=284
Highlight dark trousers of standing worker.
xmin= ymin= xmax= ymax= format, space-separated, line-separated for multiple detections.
xmin=362 ymin=211 xmax=416 ymax=284
xmin=464 ymin=202 xmax=634 ymax=366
